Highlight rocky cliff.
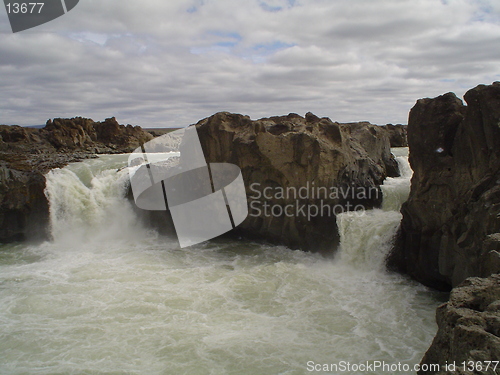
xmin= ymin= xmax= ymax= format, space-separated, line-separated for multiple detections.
xmin=0 ymin=117 xmax=153 ymax=242
xmin=418 ymin=274 xmax=500 ymax=375
xmin=388 ymin=82 xmax=500 ymax=290
xmin=194 ymin=112 xmax=398 ymax=253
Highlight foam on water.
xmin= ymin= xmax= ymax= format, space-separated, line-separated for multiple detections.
xmin=0 ymin=150 xmax=444 ymax=375
xmin=336 ymin=147 xmax=413 ymax=271
xmin=381 ymin=151 xmax=413 ymax=212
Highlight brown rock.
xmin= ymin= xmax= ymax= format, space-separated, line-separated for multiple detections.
xmin=388 ymin=82 xmax=500 ymax=290
xmin=419 ymin=274 xmax=500 ymax=375
xmin=194 ymin=112 xmax=398 ymax=253
xmin=43 ymin=117 xmax=153 ymax=152
xmin=381 ymin=124 xmax=408 ymax=147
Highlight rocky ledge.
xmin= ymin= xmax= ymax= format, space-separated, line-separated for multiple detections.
xmin=0 ymin=117 xmax=153 ymax=242
xmin=388 ymin=82 xmax=500 ymax=291
xmin=419 ymin=274 xmax=500 ymax=375
xmin=193 ymin=111 xmax=398 ymax=253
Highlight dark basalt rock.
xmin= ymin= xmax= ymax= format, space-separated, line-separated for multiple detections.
xmin=194 ymin=112 xmax=398 ymax=253
xmin=0 ymin=161 xmax=49 ymax=242
xmin=388 ymin=82 xmax=500 ymax=290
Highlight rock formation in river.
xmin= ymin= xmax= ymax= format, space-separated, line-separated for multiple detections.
xmin=1 ymin=113 xmax=397 ymax=247
xmin=388 ymin=82 xmax=500 ymax=291
xmin=0 ymin=117 xmax=153 ymax=242
xmin=194 ymin=112 xmax=398 ymax=253
xmin=380 ymin=124 xmax=408 ymax=147
xmin=418 ymin=274 xmax=500 ymax=375
xmin=0 ymin=161 xmax=49 ymax=241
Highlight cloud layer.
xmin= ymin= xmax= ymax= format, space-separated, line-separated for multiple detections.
xmin=1 ymin=0 xmax=499 ymax=127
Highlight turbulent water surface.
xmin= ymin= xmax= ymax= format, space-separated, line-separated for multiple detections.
xmin=0 ymin=149 xmax=445 ymax=374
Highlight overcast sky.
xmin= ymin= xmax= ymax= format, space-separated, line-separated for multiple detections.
xmin=1 ymin=0 xmax=499 ymax=127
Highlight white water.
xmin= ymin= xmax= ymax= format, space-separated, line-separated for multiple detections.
xmin=0 ymin=149 xmax=444 ymax=375
xmin=336 ymin=148 xmax=413 ymax=271
xmin=381 ymin=148 xmax=413 ymax=212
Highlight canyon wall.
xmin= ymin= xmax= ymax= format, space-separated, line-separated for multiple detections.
xmin=389 ymin=82 xmax=500 ymax=291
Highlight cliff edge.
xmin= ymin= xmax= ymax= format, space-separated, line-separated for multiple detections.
xmin=388 ymin=82 xmax=500 ymax=290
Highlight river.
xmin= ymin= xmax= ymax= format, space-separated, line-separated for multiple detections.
xmin=0 ymin=148 xmax=445 ymax=374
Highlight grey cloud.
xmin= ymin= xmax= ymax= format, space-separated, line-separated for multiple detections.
xmin=0 ymin=0 xmax=499 ymax=127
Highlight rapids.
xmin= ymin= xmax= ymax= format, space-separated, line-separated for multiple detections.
xmin=0 ymin=149 xmax=445 ymax=374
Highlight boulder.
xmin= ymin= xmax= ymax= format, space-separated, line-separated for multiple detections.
xmin=194 ymin=112 xmax=398 ymax=253
xmin=0 ymin=125 xmax=29 ymax=143
xmin=388 ymin=82 xmax=500 ymax=290
xmin=419 ymin=274 xmax=500 ymax=375
xmin=0 ymin=125 xmax=46 ymax=153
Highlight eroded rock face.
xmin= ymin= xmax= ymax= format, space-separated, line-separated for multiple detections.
xmin=419 ymin=274 xmax=500 ymax=375
xmin=44 ymin=117 xmax=153 ymax=152
xmin=389 ymin=83 xmax=500 ymax=290
xmin=195 ymin=112 xmax=398 ymax=253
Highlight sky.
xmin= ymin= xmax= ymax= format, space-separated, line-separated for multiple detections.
xmin=0 ymin=0 xmax=499 ymax=128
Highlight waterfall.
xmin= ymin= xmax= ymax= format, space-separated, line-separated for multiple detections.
xmin=381 ymin=148 xmax=413 ymax=212
xmin=44 ymin=155 xmax=144 ymax=244
xmin=336 ymin=148 xmax=411 ymax=270
xmin=44 ymin=149 xmax=412 ymax=265
xmin=0 ymin=150 xmax=442 ymax=375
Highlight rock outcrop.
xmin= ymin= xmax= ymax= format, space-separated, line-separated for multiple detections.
xmin=194 ymin=112 xmax=398 ymax=253
xmin=388 ymin=82 xmax=500 ymax=291
xmin=381 ymin=124 xmax=408 ymax=147
xmin=0 ymin=161 xmax=49 ymax=242
xmin=418 ymin=274 xmax=500 ymax=375
xmin=43 ymin=117 xmax=153 ymax=153
xmin=0 ymin=117 xmax=153 ymax=242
